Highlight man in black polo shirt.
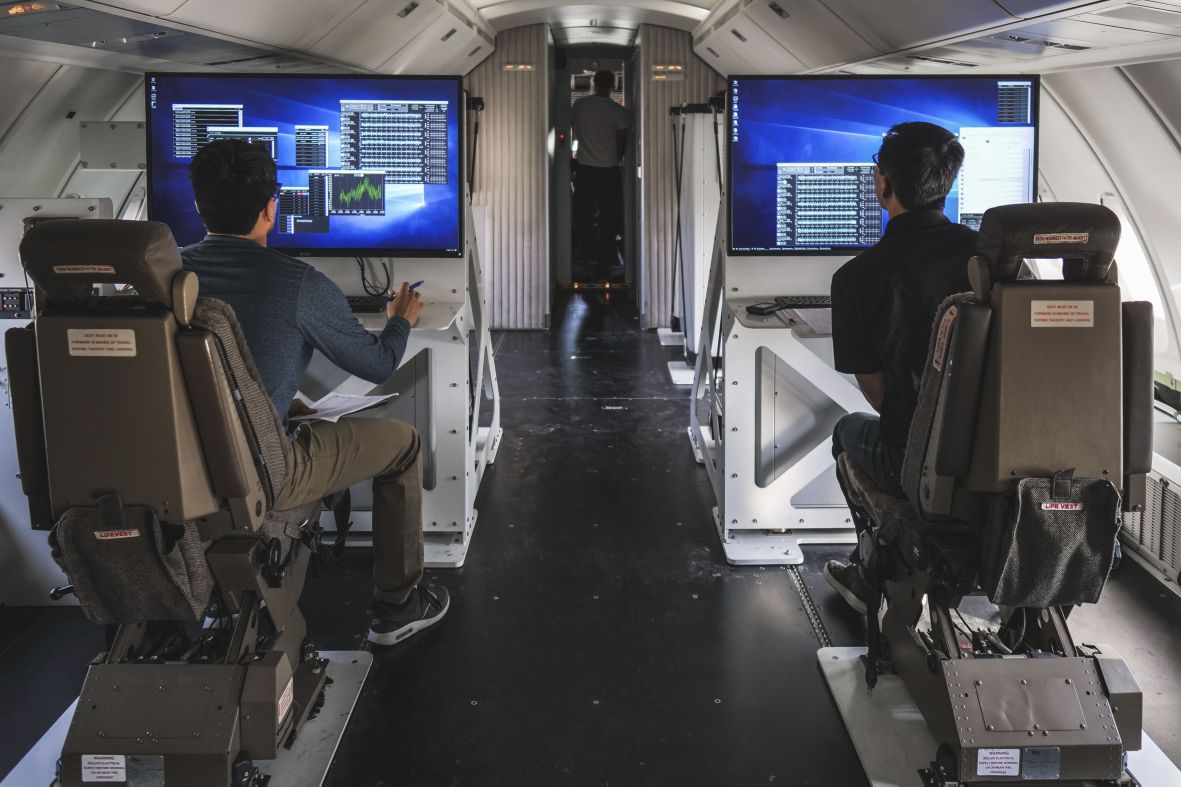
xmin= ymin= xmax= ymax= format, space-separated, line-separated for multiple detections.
xmin=824 ymin=121 xmax=975 ymax=613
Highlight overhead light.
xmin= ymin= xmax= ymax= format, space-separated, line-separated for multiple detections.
xmin=653 ymin=64 xmax=686 ymax=81
xmin=503 ymin=63 xmax=534 ymax=72
xmin=4 ymin=1 xmax=60 ymax=15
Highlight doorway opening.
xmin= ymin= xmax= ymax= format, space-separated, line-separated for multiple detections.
xmin=551 ymin=46 xmax=638 ymax=295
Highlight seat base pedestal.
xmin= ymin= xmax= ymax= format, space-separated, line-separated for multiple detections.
xmin=4 ymin=651 xmax=371 ymax=787
xmin=817 ymin=646 xmax=1178 ymax=787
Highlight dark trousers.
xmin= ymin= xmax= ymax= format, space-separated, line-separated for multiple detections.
xmin=276 ymin=417 xmax=424 ymax=605
xmin=831 ymin=412 xmax=905 ymax=567
xmin=573 ymin=164 xmax=623 ymax=271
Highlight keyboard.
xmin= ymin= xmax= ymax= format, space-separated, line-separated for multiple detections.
xmin=346 ymin=294 xmax=387 ymax=313
xmin=775 ymin=295 xmax=831 ymax=309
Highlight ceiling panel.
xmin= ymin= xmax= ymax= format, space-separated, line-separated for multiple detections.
xmin=163 ymin=0 xmax=369 ymax=52
xmin=818 ymin=0 xmax=1012 ymax=52
xmin=741 ymin=0 xmax=875 ymax=69
xmin=308 ymin=0 xmax=444 ymax=71
xmin=1082 ymin=2 xmax=1181 ymax=33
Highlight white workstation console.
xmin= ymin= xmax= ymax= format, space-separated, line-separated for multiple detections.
xmin=302 ymin=200 xmax=502 ymax=568
xmin=689 ymin=208 xmax=862 ymax=565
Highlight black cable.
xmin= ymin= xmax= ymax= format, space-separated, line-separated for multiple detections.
xmin=469 ymin=109 xmax=482 ymax=193
xmin=355 ymin=257 xmax=390 ymax=296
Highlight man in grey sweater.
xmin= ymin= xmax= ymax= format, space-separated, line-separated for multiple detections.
xmin=181 ymin=139 xmax=448 ymax=646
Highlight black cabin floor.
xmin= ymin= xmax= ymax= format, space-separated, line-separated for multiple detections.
xmin=2 ymin=291 xmax=1180 ymax=786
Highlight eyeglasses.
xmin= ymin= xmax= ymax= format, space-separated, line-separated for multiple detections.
xmin=273 ymin=182 xmax=283 ymax=200
xmin=871 ymin=152 xmax=880 ymax=166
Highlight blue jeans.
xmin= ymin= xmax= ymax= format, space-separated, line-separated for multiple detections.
xmin=832 ymin=413 xmax=906 ymax=566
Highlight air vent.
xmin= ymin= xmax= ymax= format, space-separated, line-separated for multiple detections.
xmin=205 ymin=54 xmax=276 ymax=66
xmin=441 ymin=27 xmax=456 ymax=42
xmin=1030 ymin=39 xmax=1090 ymax=51
xmin=397 ymin=1 xmax=418 ymax=19
xmin=906 ymin=54 xmax=978 ymax=67
xmin=706 ymin=46 xmax=720 ymax=58
xmin=767 ymin=1 xmax=789 ymax=19
xmin=467 ymin=45 xmax=482 ymax=58
xmin=731 ymin=28 xmax=747 ymax=43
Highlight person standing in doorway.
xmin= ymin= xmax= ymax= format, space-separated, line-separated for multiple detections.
xmin=571 ymin=69 xmax=631 ymax=282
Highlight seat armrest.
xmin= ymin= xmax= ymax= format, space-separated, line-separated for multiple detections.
xmin=176 ymin=331 xmax=255 ymax=500
xmin=1122 ymin=302 xmax=1153 ymax=481
xmin=934 ymin=303 xmax=992 ymax=477
xmin=5 ymin=327 xmax=54 ymax=529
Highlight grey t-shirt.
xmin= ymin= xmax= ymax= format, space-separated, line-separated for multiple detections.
xmin=571 ymin=95 xmax=631 ymax=168
xmin=181 ymin=234 xmax=410 ymax=427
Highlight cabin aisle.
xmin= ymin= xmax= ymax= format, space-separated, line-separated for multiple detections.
xmin=307 ymin=292 xmax=866 ymax=785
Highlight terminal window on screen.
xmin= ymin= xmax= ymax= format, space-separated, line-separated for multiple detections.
xmin=147 ymin=76 xmax=461 ymax=254
xmin=728 ymin=77 xmax=1037 ymax=254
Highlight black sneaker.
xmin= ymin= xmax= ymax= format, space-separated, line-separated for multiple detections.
xmin=823 ymin=560 xmax=870 ymax=616
xmin=367 ymin=585 xmax=450 ymax=646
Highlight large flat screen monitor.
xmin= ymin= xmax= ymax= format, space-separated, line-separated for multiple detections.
xmin=728 ymin=75 xmax=1039 ymax=255
xmin=146 ymin=73 xmax=463 ymax=257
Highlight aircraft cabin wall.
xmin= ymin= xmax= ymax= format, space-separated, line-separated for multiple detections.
xmin=0 ymin=56 xmax=145 ymax=217
xmin=1040 ymin=63 xmax=1181 ymax=375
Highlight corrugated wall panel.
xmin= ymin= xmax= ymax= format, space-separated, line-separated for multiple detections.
xmin=465 ymin=25 xmax=550 ymax=330
xmin=638 ymin=26 xmax=724 ymax=329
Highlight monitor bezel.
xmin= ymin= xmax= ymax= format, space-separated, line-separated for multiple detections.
xmin=144 ymin=72 xmax=466 ymax=258
xmin=726 ymin=73 xmax=1042 ymax=257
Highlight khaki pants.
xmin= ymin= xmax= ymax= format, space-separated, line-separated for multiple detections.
xmin=275 ymin=416 xmax=424 ymax=605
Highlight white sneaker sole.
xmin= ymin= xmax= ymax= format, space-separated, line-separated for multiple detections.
xmin=366 ymin=594 xmax=451 ymax=647
xmin=823 ymin=564 xmax=869 ymax=616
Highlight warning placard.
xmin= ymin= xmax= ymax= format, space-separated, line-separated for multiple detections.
xmin=1031 ymin=300 xmax=1094 ymax=328
xmin=53 ymin=264 xmax=116 ymax=275
xmin=977 ymin=748 xmax=1020 ymax=777
xmin=277 ymin=676 xmax=295 ymax=725
xmin=1033 ymin=232 xmax=1089 ymax=245
xmin=67 ymin=328 xmax=137 ymax=357
xmin=81 ymin=753 xmax=126 ymax=782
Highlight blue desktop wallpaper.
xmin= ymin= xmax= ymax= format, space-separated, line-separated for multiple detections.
xmin=729 ymin=76 xmax=1037 ymax=254
xmin=147 ymin=74 xmax=462 ymax=255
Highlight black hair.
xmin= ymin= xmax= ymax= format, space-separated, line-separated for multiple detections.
xmin=593 ymin=69 xmax=616 ymax=91
xmin=875 ymin=121 xmax=964 ymax=211
xmin=188 ymin=139 xmax=277 ymax=235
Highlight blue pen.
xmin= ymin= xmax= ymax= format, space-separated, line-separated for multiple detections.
xmin=387 ymin=280 xmax=425 ymax=301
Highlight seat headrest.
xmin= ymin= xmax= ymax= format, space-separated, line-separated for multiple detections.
xmin=977 ymin=202 xmax=1120 ymax=283
xmin=20 ymin=219 xmax=183 ymax=307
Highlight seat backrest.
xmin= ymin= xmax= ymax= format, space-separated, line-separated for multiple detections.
xmin=965 ymin=203 xmax=1125 ymax=492
xmin=901 ymin=202 xmax=1154 ymax=608
xmin=12 ymin=219 xmax=294 ymax=623
xmin=16 ymin=219 xmax=290 ymax=531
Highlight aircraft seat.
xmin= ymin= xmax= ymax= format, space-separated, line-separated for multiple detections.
xmin=9 ymin=219 xmax=328 ymax=787
xmin=837 ymin=202 xmax=1150 ymax=785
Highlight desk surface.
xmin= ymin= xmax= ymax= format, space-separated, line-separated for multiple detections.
xmin=728 ymin=297 xmax=833 ymax=337
xmin=355 ymin=300 xmax=462 ymax=332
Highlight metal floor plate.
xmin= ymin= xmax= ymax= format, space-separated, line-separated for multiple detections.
xmin=2 ymin=651 xmax=371 ymax=787
xmin=818 ymin=646 xmax=1181 ymax=787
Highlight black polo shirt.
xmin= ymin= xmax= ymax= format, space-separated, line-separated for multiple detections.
xmin=831 ymin=209 xmax=977 ymax=449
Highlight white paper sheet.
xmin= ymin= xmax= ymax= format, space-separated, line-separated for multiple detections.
xmin=290 ymin=393 xmax=398 ymax=423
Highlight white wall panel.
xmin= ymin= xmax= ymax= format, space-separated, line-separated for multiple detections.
xmin=465 ymin=24 xmax=550 ymax=329
xmin=0 ymin=56 xmax=140 ymax=199
xmin=638 ymin=25 xmax=724 ymax=329
xmin=1040 ymin=68 xmax=1181 ymax=372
